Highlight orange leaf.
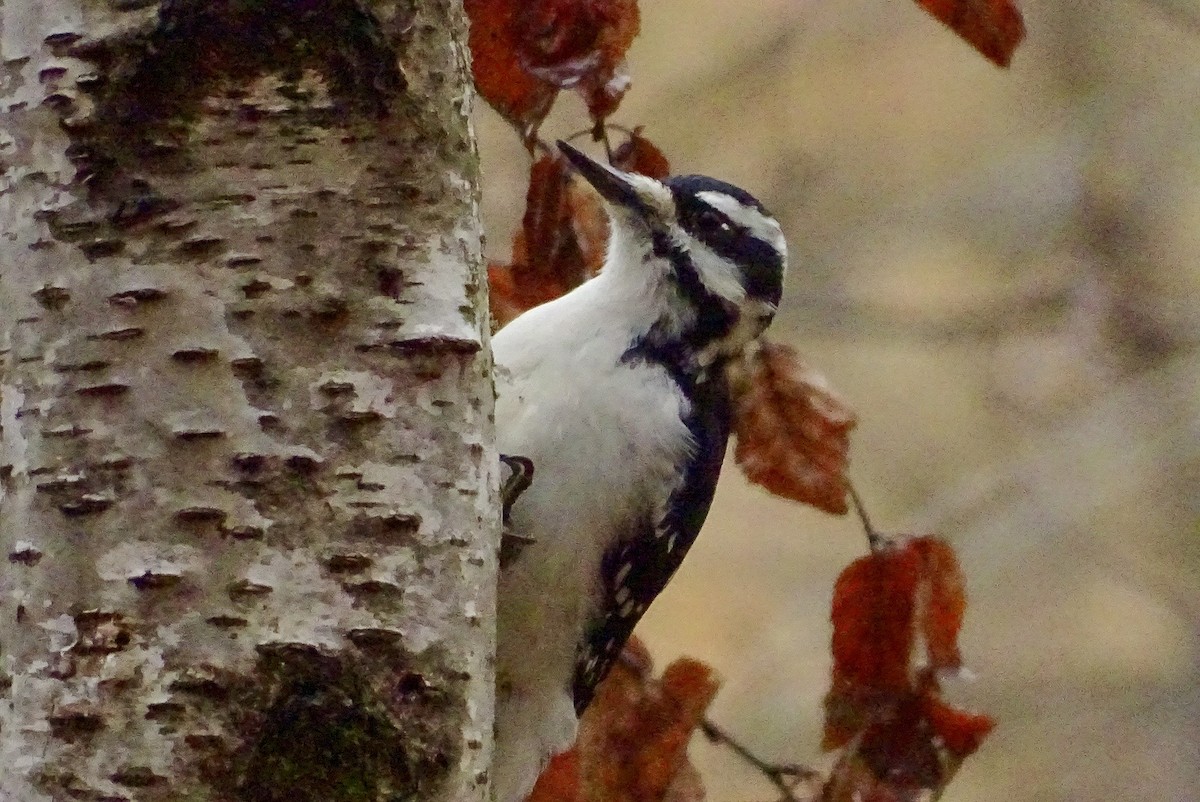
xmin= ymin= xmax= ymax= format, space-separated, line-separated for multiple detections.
xmin=731 ymin=340 xmax=857 ymax=514
xmin=660 ymin=658 xmax=720 ymax=723
xmin=612 ymin=128 xmax=671 ymax=180
xmin=915 ymin=0 xmax=1025 ymax=67
xmin=465 ymin=0 xmax=559 ymax=137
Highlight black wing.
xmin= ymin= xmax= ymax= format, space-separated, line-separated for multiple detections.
xmin=571 ymin=368 xmax=731 ymax=714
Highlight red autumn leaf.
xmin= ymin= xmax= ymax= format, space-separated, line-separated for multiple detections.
xmin=731 ymin=340 xmax=857 ymax=514
xmin=857 ymin=690 xmax=944 ymax=793
xmin=579 ymin=64 xmax=632 ymax=124
xmin=915 ymin=0 xmax=1026 ymax=68
xmin=821 ymin=537 xmax=994 ymax=800
xmin=468 ymin=0 xmax=640 ymax=134
xmin=830 ymin=543 xmax=922 ymax=695
xmin=923 ymin=693 xmax=995 ymax=758
xmin=513 ymin=0 xmax=641 ymax=125
xmin=824 ymin=678 xmax=994 ymax=800
xmin=576 ymin=0 xmax=639 ymax=125
xmin=529 ymin=637 xmax=714 ymax=802
xmin=823 ymin=541 xmax=922 ymax=749
xmin=488 ymin=261 xmax=529 ymax=328
xmin=464 ymin=0 xmax=559 ymax=138
xmin=564 ymin=172 xmax=610 ymax=279
xmin=611 ymin=127 xmax=671 ymax=180
xmin=527 ymin=748 xmax=582 ymax=802
xmin=514 ymin=0 xmax=638 ymax=87
xmin=824 ymin=748 xmax=921 ymax=802
xmin=515 ymin=154 xmax=592 ymax=296
xmin=910 ymin=536 xmax=966 ymax=671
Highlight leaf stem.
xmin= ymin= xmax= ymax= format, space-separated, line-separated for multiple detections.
xmin=846 ymin=479 xmax=885 ymax=552
xmin=700 ymin=717 xmax=815 ymax=802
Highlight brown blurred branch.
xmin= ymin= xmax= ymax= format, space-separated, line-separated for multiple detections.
xmin=1135 ymin=0 xmax=1200 ymax=33
xmin=700 ymin=718 xmax=816 ymax=802
xmin=779 ymin=284 xmax=1075 ymax=343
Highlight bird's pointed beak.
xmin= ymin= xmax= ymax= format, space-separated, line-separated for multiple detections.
xmin=557 ymin=140 xmax=654 ymax=217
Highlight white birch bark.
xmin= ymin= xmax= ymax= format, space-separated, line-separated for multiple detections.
xmin=0 ymin=1 xmax=496 ymax=799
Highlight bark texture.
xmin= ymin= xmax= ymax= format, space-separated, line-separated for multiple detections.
xmin=0 ymin=1 xmax=495 ymax=800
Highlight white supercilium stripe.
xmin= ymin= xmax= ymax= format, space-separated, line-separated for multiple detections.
xmin=696 ymin=190 xmax=787 ymax=255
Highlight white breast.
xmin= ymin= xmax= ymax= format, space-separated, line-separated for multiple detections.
xmin=490 ymin=274 xmax=692 ymax=802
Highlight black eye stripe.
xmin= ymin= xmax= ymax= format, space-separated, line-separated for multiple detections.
xmin=678 ymin=199 xmax=741 ymax=245
xmin=677 ymin=201 xmax=784 ymax=306
xmin=665 ymin=177 xmax=785 ymax=307
xmin=730 ymin=237 xmax=785 ymax=306
xmin=694 ymin=208 xmax=737 ymax=237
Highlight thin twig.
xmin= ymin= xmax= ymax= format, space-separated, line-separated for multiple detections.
xmin=563 ymin=127 xmax=593 ymax=145
xmin=846 ymin=479 xmax=885 ymax=552
xmin=596 ymin=122 xmax=614 ymax=161
xmin=565 ymin=123 xmax=634 ymax=163
xmin=700 ymin=717 xmax=815 ymax=802
xmin=530 ymin=135 xmax=556 ymax=158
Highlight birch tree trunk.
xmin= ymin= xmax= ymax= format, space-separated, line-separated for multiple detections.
xmin=0 ymin=1 xmax=496 ymax=800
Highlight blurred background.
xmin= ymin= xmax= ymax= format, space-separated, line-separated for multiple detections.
xmin=475 ymin=1 xmax=1200 ymax=800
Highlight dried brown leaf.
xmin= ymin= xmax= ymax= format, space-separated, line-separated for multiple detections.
xmin=490 ymin=154 xmax=611 ymax=326
xmin=732 ymin=340 xmax=857 ymax=514
xmin=528 ymin=637 xmax=715 ymax=802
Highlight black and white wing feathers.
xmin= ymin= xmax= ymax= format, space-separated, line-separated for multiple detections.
xmin=571 ymin=371 xmax=731 ymax=713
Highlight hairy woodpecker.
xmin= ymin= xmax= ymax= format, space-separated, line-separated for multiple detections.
xmin=492 ymin=142 xmax=787 ymax=802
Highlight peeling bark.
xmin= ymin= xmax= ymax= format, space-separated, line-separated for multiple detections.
xmin=0 ymin=1 xmax=495 ymax=800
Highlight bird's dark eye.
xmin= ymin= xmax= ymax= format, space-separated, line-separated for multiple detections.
xmin=696 ymin=208 xmax=734 ymax=237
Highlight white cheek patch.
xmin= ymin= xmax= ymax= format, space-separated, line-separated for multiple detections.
xmin=672 ymin=230 xmax=746 ymax=302
xmin=696 ymin=190 xmax=787 ymax=260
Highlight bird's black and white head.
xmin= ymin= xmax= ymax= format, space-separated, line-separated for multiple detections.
xmin=558 ymin=141 xmax=787 ymax=362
